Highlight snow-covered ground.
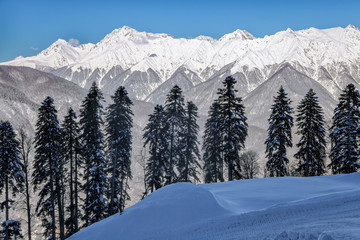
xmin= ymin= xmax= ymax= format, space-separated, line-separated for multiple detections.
xmin=70 ymin=173 xmax=360 ymax=240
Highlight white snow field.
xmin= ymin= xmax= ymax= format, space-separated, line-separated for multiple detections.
xmin=70 ymin=173 xmax=360 ymax=240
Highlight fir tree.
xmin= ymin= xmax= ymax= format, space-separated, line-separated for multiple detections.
xmin=177 ymin=101 xmax=200 ymax=183
xmin=105 ymin=86 xmax=133 ymax=215
xmin=0 ymin=121 xmax=25 ymax=240
xmin=265 ymin=86 xmax=293 ymax=177
xmin=80 ymin=82 xmax=107 ymax=226
xmin=0 ymin=221 xmax=23 ymax=240
xmin=164 ymin=85 xmax=186 ymax=184
xmin=203 ymin=101 xmax=224 ymax=183
xmin=329 ymin=84 xmax=360 ymax=174
xmin=294 ymin=89 xmax=327 ymax=176
xmin=32 ymin=96 xmax=65 ymax=240
xmin=62 ymin=108 xmax=81 ymax=237
xmin=143 ymin=105 xmax=168 ymax=196
xmin=217 ymin=76 xmax=248 ymax=181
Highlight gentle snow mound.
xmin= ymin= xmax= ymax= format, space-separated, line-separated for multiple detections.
xmin=69 ymin=173 xmax=360 ymax=240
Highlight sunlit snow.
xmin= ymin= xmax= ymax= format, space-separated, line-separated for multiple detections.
xmin=69 ymin=173 xmax=360 ymax=240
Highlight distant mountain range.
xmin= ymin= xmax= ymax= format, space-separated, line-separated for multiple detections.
xmin=2 ymin=25 xmax=360 ymax=102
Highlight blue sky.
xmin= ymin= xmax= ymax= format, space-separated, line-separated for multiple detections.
xmin=0 ymin=0 xmax=359 ymax=62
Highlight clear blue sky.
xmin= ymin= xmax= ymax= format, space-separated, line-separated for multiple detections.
xmin=0 ymin=0 xmax=359 ymax=62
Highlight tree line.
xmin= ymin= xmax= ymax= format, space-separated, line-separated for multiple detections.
xmin=0 ymin=76 xmax=359 ymax=239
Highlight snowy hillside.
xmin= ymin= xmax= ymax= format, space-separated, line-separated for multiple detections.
xmin=69 ymin=173 xmax=360 ymax=240
xmin=2 ymin=25 xmax=360 ymax=101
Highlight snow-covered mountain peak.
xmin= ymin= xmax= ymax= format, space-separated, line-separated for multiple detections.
xmin=14 ymin=56 xmax=24 ymax=60
xmin=114 ymin=25 xmax=138 ymax=36
xmin=346 ymin=24 xmax=358 ymax=30
xmin=195 ymin=35 xmax=215 ymax=42
xmin=220 ymin=29 xmax=255 ymax=41
xmin=100 ymin=26 xmax=137 ymax=42
xmin=94 ymin=26 xmax=175 ymax=52
xmin=39 ymin=39 xmax=72 ymax=56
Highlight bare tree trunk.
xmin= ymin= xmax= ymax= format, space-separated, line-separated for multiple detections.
xmin=5 ymin=176 xmax=9 ymax=240
xmin=120 ymin=176 xmax=129 ymax=213
xmin=69 ymin=135 xmax=74 ymax=235
xmin=109 ymin=155 xmax=117 ymax=216
xmin=18 ymin=128 xmax=32 ymax=240
xmin=57 ymin=164 xmax=65 ymax=240
xmin=168 ymin=124 xmax=174 ymax=185
xmin=25 ymin=164 xmax=32 ymax=240
xmin=74 ymin=147 xmax=79 ymax=233
xmin=49 ymin=170 xmax=56 ymax=240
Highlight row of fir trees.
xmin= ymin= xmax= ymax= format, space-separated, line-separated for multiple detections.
xmin=0 ymin=83 xmax=133 ymax=240
xmin=264 ymin=84 xmax=360 ymax=177
xmin=1 ymin=76 xmax=360 ymax=239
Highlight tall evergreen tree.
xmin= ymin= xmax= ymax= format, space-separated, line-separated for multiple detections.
xmin=265 ymin=86 xmax=293 ymax=177
xmin=62 ymin=108 xmax=81 ymax=237
xmin=143 ymin=105 xmax=168 ymax=196
xmin=203 ymin=101 xmax=224 ymax=183
xmin=105 ymin=86 xmax=133 ymax=215
xmin=329 ymin=84 xmax=360 ymax=174
xmin=294 ymin=89 xmax=327 ymax=176
xmin=217 ymin=76 xmax=248 ymax=181
xmin=0 ymin=121 xmax=25 ymax=240
xmin=177 ymin=101 xmax=200 ymax=183
xmin=164 ymin=85 xmax=186 ymax=184
xmin=80 ymin=82 xmax=107 ymax=226
xmin=32 ymin=97 xmax=65 ymax=240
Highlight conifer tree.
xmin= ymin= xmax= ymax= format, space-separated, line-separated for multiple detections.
xmin=62 ymin=108 xmax=81 ymax=236
xmin=203 ymin=101 xmax=224 ymax=183
xmin=105 ymin=86 xmax=133 ymax=215
xmin=79 ymin=82 xmax=107 ymax=226
xmin=0 ymin=221 xmax=23 ymax=240
xmin=265 ymin=86 xmax=293 ymax=177
xmin=177 ymin=101 xmax=200 ymax=183
xmin=143 ymin=105 xmax=168 ymax=196
xmin=217 ymin=76 xmax=248 ymax=181
xmin=164 ymin=85 xmax=186 ymax=184
xmin=294 ymin=89 xmax=326 ymax=176
xmin=32 ymin=96 xmax=65 ymax=240
xmin=0 ymin=121 xmax=25 ymax=240
xmin=329 ymin=84 xmax=360 ymax=174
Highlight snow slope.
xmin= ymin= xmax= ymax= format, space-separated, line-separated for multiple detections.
xmin=69 ymin=173 xmax=360 ymax=240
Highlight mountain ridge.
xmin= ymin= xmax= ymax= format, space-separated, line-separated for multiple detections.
xmin=2 ymin=25 xmax=360 ymax=102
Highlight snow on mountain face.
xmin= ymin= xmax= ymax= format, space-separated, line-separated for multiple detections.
xmin=2 ymin=25 xmax=360 ymax=101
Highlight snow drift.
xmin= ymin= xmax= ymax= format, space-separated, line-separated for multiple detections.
xmin=69 ymin=173 xmax=360 ymax=240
